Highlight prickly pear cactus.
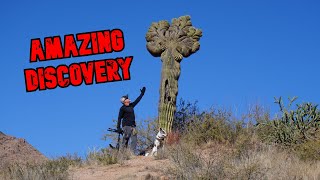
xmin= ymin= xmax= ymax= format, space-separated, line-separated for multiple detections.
xmin=146 ymin=15 xmax=202 ymax=132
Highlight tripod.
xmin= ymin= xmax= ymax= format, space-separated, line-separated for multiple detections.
xmin=107 ymin=128 xmax=123 ymax=150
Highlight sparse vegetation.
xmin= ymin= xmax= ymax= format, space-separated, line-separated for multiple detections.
xmin=2 ymin=97 xmax=320 ymax=179
xmin=257 ymin=97 xmax=320 ymax=146
xmin=163 ymin=97 xmax=320 ymax=179
xmin=86 ymin=147 xmax=131 ymax=165
xmin=136 ymin=117 xmax=159 ymax=154
xmin=0 ymin=147 xmax=133 ymax=180
xmin=0 ymin=160 xmax=69 ymax=180
xmin=294 ymin=140 xmax=320 ymax=161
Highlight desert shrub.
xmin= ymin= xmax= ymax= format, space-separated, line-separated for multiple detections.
xmin=167 ymin=138 xmax=320 ymax=179
xmin=85 ymin=147 xmax=131 ymax=165
xmin=165 ymin=99 xmax=320 ymax=179
xmin=294 ymin=140 xmax=320 ymax=161
xmin=54 ymin=153 xmax=82 ymax=167
xmin=234 ymin=132 xmax=262 ymax=159
xmin=257 ymin=97 xmax=320 ymax=147
xmin=166 ymin=130 xmax=180 ymax=145
xmin=173 ymin=99 xmax=201 ymax=132
xmin=168 ymin=143 xmax=215 ymax=179
xmin=114 ymin=148 xmax=132 ymax=164
xmin=0 ymin=160 xmax=69 ymax=180
xmin=167 ymin=141 xmax=261 ymax=179
xmin=0 ymin=153 xmax=87 ymax=180
xmin=136 ymin=117 xmax=159 ymax=153
xmin=182 ymin=108 xmax=245 ymax=146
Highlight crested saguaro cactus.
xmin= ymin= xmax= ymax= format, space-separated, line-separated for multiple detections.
xmin=146 ymin=15 xmax=202 ymax=132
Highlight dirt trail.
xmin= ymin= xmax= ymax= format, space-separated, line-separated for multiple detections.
xmin=69 ymin=156 xmax=172 ymax=180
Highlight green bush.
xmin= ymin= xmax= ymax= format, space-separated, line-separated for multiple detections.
xmin=257 ymin=97 xmax=320 ymax=147
xmin=173 ymin=99 xmax=201 ymax=132
xmin=182 ymin=108 xmax=245 ymax=146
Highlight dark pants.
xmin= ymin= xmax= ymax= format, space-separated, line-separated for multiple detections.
xmin=122 ymin=126 xmax=137 ymax=154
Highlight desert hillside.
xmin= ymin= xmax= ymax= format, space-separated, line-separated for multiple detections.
xmin=1 ymin=99 xmax=320 ymax=179
xmin=0 ymin=131 xmax=47 ymax=169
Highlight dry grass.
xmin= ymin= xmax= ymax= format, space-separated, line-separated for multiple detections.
xmin=165 ymin=140 xmax=320 ymax=179
xmin=163 ymin=102 xmax=320 ymax=179
xmin=0 ymin=147 xmax=134 ymax=180
xmin=2 ymin=101 xmax=319 ymax=179
xmin=86 ymin=147 xmax=132 ymax=165
xmin=0 ymin=160 xmax=69 ymax=180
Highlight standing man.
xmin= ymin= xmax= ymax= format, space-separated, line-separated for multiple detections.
xmin=117 ymin=87 xmax=146 ymax=154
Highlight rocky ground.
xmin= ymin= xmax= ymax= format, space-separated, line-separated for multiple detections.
xmin=0 ymin=131 xmax=47 ymax=169
xmin=69 ymin=156 xmax=172 ymax=180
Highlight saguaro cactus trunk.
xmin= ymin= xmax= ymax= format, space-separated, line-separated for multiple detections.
xmin=146 ymin=15 xmax=202 ymax=133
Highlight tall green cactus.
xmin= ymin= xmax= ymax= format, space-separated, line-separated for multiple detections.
xmin=146 ymin=16 xmax=202 ymax=132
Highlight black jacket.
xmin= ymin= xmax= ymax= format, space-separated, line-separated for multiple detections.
xmin=117 ymin=92 xmax=144 ymax=129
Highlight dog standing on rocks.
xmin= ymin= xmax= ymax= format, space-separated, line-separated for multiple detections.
xmin=145 ymin=128 xmax=167 ymax=156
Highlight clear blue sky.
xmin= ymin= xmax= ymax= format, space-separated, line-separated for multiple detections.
xmin=1 ymin=0 xmax=319 ymax=158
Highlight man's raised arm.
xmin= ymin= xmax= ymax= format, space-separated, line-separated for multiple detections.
xmin=131 ymin=87 xmax=146 ymax=107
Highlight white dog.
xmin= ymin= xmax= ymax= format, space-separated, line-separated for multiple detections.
xmin=145 ymin=128 xmax=167 ymax=156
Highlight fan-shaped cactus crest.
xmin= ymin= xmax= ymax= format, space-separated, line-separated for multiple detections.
xmin=146 ymin=15 xmax=202 ymax=132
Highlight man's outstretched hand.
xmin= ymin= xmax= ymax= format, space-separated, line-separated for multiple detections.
xmin=140 ymin=87 xmax=146 ymax=94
